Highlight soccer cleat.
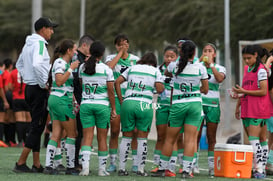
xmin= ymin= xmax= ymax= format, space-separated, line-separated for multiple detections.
xmin=43 ymin=166 xmax=58 ymax=175
xmin=151 ymin=169 xmax=165 ymax=177
xmin=118 ymin=169 xmax=129 ymax=176
xmin=179 ymin=166 xmax=183 ymax=174
xmin=253 ymin=171 xmax=266 ymax=179
xmin=56 ymin=164 xmax=66 ymax=172
xmin=209 ymin=168 xmax=214 ymax=178
xmin=79 ymin=168 xmax=89 ymax=176
xmin=65 ymin=168 xmax=79 ymax=175
xmin=150 ymin=165 xmax=159 ymax=173
xmin=136 ymin=170 xmax=149 ymax=177
xmin=106 ymin=164 xmax=117 ymax=172
xmin=181 ymin=171 xmax=194 ymax=179
xmin=165 ymin=169 xmax=176 ymax=177
xmin=9 ymin=141 xmax=18 ymax=147
xmin=193 ymin=166 xmax=200 ymax=174
xmin=131 ymin=165 xmax=138 ymax=173
xmin=0 ymin=140 xmax=8 ymax=147
xmin=98 ymin=169 xmax=110 ymax=176
xmin=31 ymin=165 xmax=44 ymax=173
xmin=13 ymin=162 xmax=31 ymax=173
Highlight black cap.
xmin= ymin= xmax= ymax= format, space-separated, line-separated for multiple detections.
xmin=34 ymin=17 xmax=58 ymax=31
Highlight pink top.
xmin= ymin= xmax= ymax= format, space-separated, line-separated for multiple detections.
xmin=240 ymin=64 xmax=271 ymax=119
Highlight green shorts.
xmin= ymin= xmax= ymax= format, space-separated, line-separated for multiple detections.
xmin=156 ymin=104 xmax=170 ymax=125
xmin=80 ymin=103 xmax=110 ymax=129
xmin=267 ymin=117 xmax=273 ymax=133
xmin=120 ymin=100 xmax=153 ymax=132
xmin=242 ymin=118 xmax=267 ymax=128
xmin=168 ymin=102 xmax=202 ymax=128
xmin=48 ymin=94 xmax=75 ymax=122
xmin=203 ymin=105 xmax=221 ymax=124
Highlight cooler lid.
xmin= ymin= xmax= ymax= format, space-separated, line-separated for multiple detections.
xmin=214 ymin=143 xmax=253 ymax=152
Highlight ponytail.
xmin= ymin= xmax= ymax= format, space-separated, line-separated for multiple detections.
xmin=84 ymin=55 xmax=97 ymax=75
xmin=84 ymin=41 xmax=105 ymax=75
xmin=175 ymin=41 xmax=196 ymax=76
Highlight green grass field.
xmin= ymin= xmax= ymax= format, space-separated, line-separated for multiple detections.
xmin=1 ymin=138 xmax=273 ymax=181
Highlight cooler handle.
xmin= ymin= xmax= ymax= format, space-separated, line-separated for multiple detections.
xmin=234 ymin=151 xmax=246 ymax=163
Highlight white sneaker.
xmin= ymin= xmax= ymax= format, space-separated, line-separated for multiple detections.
xmin=193 ymin=166 xmax=200 ymax=174
xmin=79 ymin=168 xmax=89 ymax=176
xmin=98 ymin=169 xmax=110 ymax=176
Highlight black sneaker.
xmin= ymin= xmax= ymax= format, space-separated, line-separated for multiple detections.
xmin=136 ymin=170 xmax=149 ymax=177
xmin=31 ymin=165 xmax=44 ymax=173
xmin=43 ymin=167 xmax=58 ymax=175
xmin=13 ymin=162 xmax=31 ymax=173
xmin=65 ymin=168 xmax=79 ymax=175
xmin=151 ymin=169 xmax=165 ymax=177
xmin=118 ymin=169 xmax=129 ymax=176
xmin=181 ymin=171 xmax=193 ymax=179
xmin=56 ymin=164 xmax=66 ymax=172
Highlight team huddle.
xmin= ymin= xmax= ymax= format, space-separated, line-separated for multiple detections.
xmin=10 ymin=17 xmax=273 ymax=179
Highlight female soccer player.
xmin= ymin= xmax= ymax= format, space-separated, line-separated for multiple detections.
xmin=44 ymin=39 xmax=79 ymax=175
xmin=78 ymin=41 xmax=116 ymax=176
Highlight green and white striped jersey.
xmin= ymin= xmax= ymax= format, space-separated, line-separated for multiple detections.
xmin=79 ymin=62 xmax=114 ymax=106
xmin=170 ymin=62 xmax=208 ymax=104
xmin=50 ymin=58 xmax=74 ymax=97
xmin=201 ymin=63 xmax=226 ymax=107
xmin=121 ymin=64 xmax=164 ymax=104
xmin=105 ymin=53 xmax=139 ymax=96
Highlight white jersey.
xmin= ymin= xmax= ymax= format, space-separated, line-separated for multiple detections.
xmin=201 ymin=63 xmax=226 ymax=107
xmin=79 ymin=62 xmax=114 ymax=106
xmin=170 ymin=62 xmax=208 ymax=104
xmin=50 ymin=58 xmax=74 ymax=97
xmin=105 ymin=53 xmax=139 ymax=96
xmin=121 ymin=64 xmax=164 ymax=104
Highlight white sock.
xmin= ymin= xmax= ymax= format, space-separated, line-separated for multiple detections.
xmin=208 ymin=156 xmax=214 ymax=170
xmin=159 ymin=155 xmax=170 ymax=170
xmin=261 ymin=142 xmax=268 ymax=171
xmin=98 ymin=151 xmax=108 ymax=170
xmin=153 ymin=152 xmax=160 ymax=166
xmin=82 ymin=150 xmax=91 ymax=171
xmin=54 ymin=147 xmax=62 ymax=168
xmin=65 ymin=137 xmax=76 ymax=168
xmin=137 ymin=138 xmax=148 ymax=173
xmin=45 ymin=140 xmax=57 ymax=168
xmin=119 ymin=137 xmax=132 ymax=171
xmin=169 ymin=155 xmax=177 ymax=173
xmin=249 ymin=137 xmax=263 ymax=173
xmin=182 ymin=156 xmax=193 ymax=173
xmin=177 ymin=149 xmax=184 ymax=167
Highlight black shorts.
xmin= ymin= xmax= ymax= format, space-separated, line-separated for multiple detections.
xmin=5 ymin=90 xmax=13 ymax=109
xmin=0 ymin=99 xmax=4 ymax=112
xmin=13 ymin=99 xmax=30 ymax=112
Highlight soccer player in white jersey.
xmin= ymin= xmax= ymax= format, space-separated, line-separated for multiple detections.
xmin=44 ymin=39 xmax=79 ymax=175
xmin=152 ymin=40 xmax=208 ymax=179
xmin=151 ymin=45 xmax=179 ymax=177
xmin=78 ymin=41 xmax=116 ymax=176
xmin=198 ymin=43 xmax=226 ymax=177
xmin=115 ymin=52 xmax=164 ymax=176
xmin=105 ymin=34 xmax=140 ymax=172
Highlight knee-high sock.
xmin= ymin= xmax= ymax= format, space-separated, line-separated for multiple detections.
xmin=65 ymin=137 xmax=76 ymax=168
xmin=118 ymin=137 xmax=132 ymax=171
xmin=81 ymin=146 xmax=91 ymax=171
xmin=45 ymin=140 xmax=58 ymax=168
xmin=137 ymin=138 xmax=148 ymax=173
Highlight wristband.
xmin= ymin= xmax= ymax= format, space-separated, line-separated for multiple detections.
xmin=67 ymin=68 xmax=73 ymax=73
xmin=210 ymin=63 xmax=214 ymax=68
